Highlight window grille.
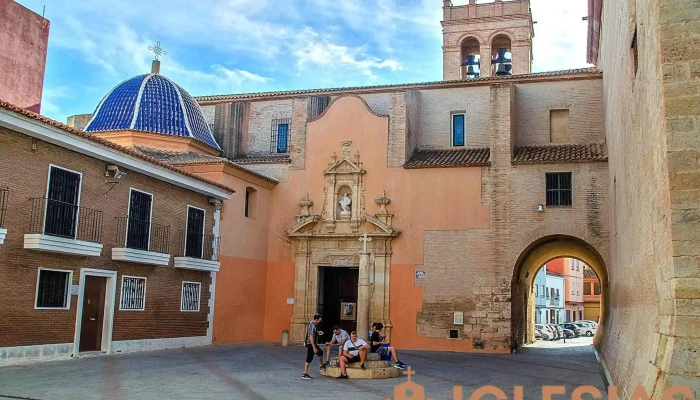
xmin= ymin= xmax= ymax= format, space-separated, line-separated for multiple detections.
xmin=270 ymin=119 xmax=291 ymax=153
xmin=452 ymin=113 xmax=465 ymax=147
xmin=36 ymin=269 xmax=71 ymax=308
xmin=120 ymin=276 xmax=146 ymax=311
xmin=185 ymin=207 xmax=205 ymax=258
xmin=181 ymin=282 xmax=201 ymax=312
xmin=545 ymin=172 xmax=572 ymax=206
xmin=126 ymin=190 xmax=153 ymax=251
xmin=45 ymin=166 xmax=82 ymax=238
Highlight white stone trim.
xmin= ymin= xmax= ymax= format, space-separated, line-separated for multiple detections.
xmin=24 ymin=233 xmax=103 ymax=257
xmin=129 ymin=74 xmax=153 ymax=130
xmin=0 ymin=227 xmax=7 ymax=244
xmin=207 ymin=271 xmax=216 ymax=341
xmin=112 ymin=247 xmax=170 ymax=266
xmin=0 ymin=109 xmax=231 ymax=200
xmin=111 ymin=336 xmax=210 ymax=354
xmin=0 ymin=343 xmax=73 ymax=367
xmin=173 ymin=85 xmax=194 ymax=139
xmin=174 ymin=257 xmax=220 ymax=272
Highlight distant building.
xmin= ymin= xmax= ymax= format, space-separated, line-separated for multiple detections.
xmin=66 ymin=113 xmax=92 ymax=131
xmin=565 ymin=259 xmax=584 ymax=322
xmin=533 ymin=266 xmax=547 ymax=324
xmin=583 ymin=266 xmax=601 ymax=321
xmin=545 ymin=271 xmax=565 ymax=324
xmin=0 ymin=0 xmax=49 ymax=113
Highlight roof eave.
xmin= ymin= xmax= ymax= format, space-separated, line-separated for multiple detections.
xmin=0 ymin=108 xmax=233 ymax=200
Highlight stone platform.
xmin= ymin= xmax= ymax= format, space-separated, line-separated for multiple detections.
xmin=319 ymin=353 xmax=403 ymax=379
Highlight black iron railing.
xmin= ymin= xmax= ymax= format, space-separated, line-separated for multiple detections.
xmin=29 ymin=197 xmax=103 ymax=243
xmin=115 ymin=217 xmax=170 ymax=254
xmin=0 ymin=188 xmax=8 ymax=228
xmin=176 ymin=230 xmax=219 ymax=261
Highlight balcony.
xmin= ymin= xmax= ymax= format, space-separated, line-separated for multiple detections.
xmin=0 ymin=188 xmax=7 ymax=244
xmin=173 ymin=230 xmax=220 ymax=272
xmin=112 ymin=217 xmax=171 ymax=266
xmin=24 ymin=198 xmax=104 ymax=256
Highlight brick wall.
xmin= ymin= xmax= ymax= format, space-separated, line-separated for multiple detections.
xmin=246 ymin=100 xmax=293 ymax=155
xmin=417 ymin=86 xmax=492 ymax=149
xmin=0 ymin=128 xmax=215 ymax=347
xmin=596 ymin=0 xmax=700 ymax=396
xmin=515 ymin=80 xmax=605 ymax=146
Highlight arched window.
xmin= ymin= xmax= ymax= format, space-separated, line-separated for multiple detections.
xmin=245 ymin=187 xmax=258 ymax=219
xmin=490 ymin=34 xmax=512 ymax=76
xmin=460 ymin=37 xmax=481 ymax=79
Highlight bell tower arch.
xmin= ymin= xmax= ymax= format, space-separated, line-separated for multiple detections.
xmin=442 ymin=0 xmax=534 ymax=80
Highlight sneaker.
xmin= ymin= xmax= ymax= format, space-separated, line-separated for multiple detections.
xmin=319 ymin=364 xmax=326 ymax=371
xmin=336 ymin=374 xmax=349 ymax=379
xmin=302 ymin=373 xmax=313 ymax=380
xmin=394 ymin=361 xmax=406 ymax=370
xmin=360 ymin=364 xmax=366 ymax=370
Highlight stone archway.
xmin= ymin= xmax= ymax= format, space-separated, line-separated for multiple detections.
xmin=510 ymin=235 xmax=609 ymax=349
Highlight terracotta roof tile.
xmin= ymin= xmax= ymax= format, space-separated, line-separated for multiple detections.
xmin=512 ymin=143 xmax=607 ymax=164
xmin=196 ymin=68 xmax=601 ymax=103
xmin=583 ymin=268 xmax=598 ymax=279
xmin=231 ymin=154 xmax=291 ymax=164
xmin=404 ymin=148 xmax=490 ymax=169
xmin=0 ymin=100 xmax=234 ymax=193
xmin=134 ymin=147 xmax=279 ymax=184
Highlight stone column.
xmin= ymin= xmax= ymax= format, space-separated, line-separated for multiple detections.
xmin=357 ymin=250 xmax=371 ymax=339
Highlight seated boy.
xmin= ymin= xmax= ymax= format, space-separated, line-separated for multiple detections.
xmin=369 ymin=322 xmax=407 ymax=370
xmin=321 ymin=325 xmax=350 ymax=370
xmin=336 ymin=331 xmax=370 ymax=379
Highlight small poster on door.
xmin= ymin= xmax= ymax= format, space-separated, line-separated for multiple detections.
xmin=340 ymin=302 xmax=356 ymax=320
xmin=71 ymin=285 xmax=79 ymax=295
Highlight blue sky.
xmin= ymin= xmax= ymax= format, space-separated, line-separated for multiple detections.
xmin=16 ymin=0 xmax=591 ymax=123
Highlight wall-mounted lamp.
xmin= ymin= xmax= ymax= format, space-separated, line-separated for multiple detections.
xmin=537 ymin=204 xmax=544 ymax=212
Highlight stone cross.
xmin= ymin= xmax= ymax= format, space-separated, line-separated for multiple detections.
xmin=359 ymin=232 xmax=372 ymax=252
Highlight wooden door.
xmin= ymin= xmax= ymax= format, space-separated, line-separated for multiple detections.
xmin=318 ymin=267 xmax=358 ymax=343
xmin=79 ymin=276 xmax=107 ymax=352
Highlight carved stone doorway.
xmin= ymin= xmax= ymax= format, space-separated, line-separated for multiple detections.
xmin=317 ymin=266 xmax=358 ymax=342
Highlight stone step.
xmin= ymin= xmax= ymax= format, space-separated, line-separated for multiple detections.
xmin=319 ymin=365 xmax=403 ymax=379
xmin=332 ymin=360 xmax=393 ymax=369
xmin=329 ymin=353 xmax=382 ymax=363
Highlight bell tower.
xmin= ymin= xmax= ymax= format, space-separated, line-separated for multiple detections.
xmin=441 ymin=0 xmax=534 ymax=80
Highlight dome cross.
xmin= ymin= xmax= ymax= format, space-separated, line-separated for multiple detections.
xmin=148 ymin=41 xmax=167 ymax=60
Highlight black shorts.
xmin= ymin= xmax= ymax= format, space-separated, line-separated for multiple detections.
xmin=306 ymin=344 xmax=323 ymax=363
xmin=345 ymin=355 xmax=361 ymax=364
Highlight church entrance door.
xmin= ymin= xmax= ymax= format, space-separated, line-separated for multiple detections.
xmin=318 ymin=266 xmax=358 ymax=343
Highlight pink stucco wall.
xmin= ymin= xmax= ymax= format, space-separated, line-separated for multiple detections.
xmin=0 ymin=0 xmax=49 ymax=113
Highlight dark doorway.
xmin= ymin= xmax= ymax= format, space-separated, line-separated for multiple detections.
xmin=318 ymin=266 xmax=358 ymax=343
xmin=79 ymin=275 xmax=107 ymax=352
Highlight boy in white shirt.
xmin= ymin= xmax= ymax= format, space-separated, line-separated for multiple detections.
xmin=337 ymin=331 xmax=370 ymax=379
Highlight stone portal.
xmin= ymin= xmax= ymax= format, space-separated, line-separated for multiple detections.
xmin=287 ymin=141 xmax=400 ymax=344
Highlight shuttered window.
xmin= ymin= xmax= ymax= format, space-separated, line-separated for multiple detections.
xmin=185 ymin=207 xmax=205 ymax=258
xmin=126 ymin=190 xmax=152 ymax=251
xmin=45 ymin=166 xmax=81 ymax=238
xmin=270 ymin=119 xmax=291 ymax=153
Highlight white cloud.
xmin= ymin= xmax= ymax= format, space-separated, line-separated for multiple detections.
xmin=293 ymin=40 xmax=402 ymax=79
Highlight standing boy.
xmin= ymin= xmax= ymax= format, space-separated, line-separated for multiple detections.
xmin=302 ymin=314 xmax=324 ymax=380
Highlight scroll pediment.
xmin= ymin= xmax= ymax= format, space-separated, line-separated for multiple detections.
xmin=326 ymin=158 xmax=363 ymax=175
xmin=287 ymin=215 xmax=321 ymax=235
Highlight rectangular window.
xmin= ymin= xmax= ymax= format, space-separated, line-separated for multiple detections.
xmin=594 ymin=282 xmax=601 ymax=295
xmin=181 ymin=281 xmax=201 ymax=312
xmin=534 ymin=284 xmax=538 ymax=297
xmin=451 ymin=113 xmax=465 ymax=147
xmin=119 ymin=276 xmax=146 ymax=311
xmin=270 ymin=119 xmax=291 ymax=153
xmin=549 ymin=109 xmax=570 ymax=143
xmin=546 ymin=172 xmax=573 ymax=207
xmin=546 ymin=287 xmax=550 ymax=298
xmin=185 ymin=206 xmax=206 ymax=258
xmin=584 ymin=282 xmax=592 ymax=295
xmin=35 ymin=268 xmax=72 ymax=309
xmin=126 ymin=189 xmax=153 ymax=251
xmin=45 ymin=166 xmax=82 ymax=238
xmin=555 ymin=289 xmax=559 ymax=298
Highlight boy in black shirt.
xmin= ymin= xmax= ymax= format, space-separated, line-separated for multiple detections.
xmin=369 ymin=322 xmax=406 ymax=369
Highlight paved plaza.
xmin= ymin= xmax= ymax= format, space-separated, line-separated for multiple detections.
xmin=0 ymin=337 xmax=605 ymax=400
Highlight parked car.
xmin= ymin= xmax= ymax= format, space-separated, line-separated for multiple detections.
xmin=574 ymin=322 xmax=597 ymax=336
xmin=535 ymin=329 xmax=542 ymax=339
xmin=562 ymin=328 xmax=576 ymax=338
xmin=535 ymin=324 xmax=555 ymax=340
xmin=580 ymin=320 xmax=599 ymax=327
xmin=550 ymin=324 xmax=564 ymax=339
xmin=559 ymin=323 xmax=581 ymax=337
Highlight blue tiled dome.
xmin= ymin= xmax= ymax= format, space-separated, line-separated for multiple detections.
xmin=85 ymin=74 xmax=221 ymax=151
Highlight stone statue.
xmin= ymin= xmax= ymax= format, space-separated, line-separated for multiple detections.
xmin=339 ymin=193 xmax=352 ymax=217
